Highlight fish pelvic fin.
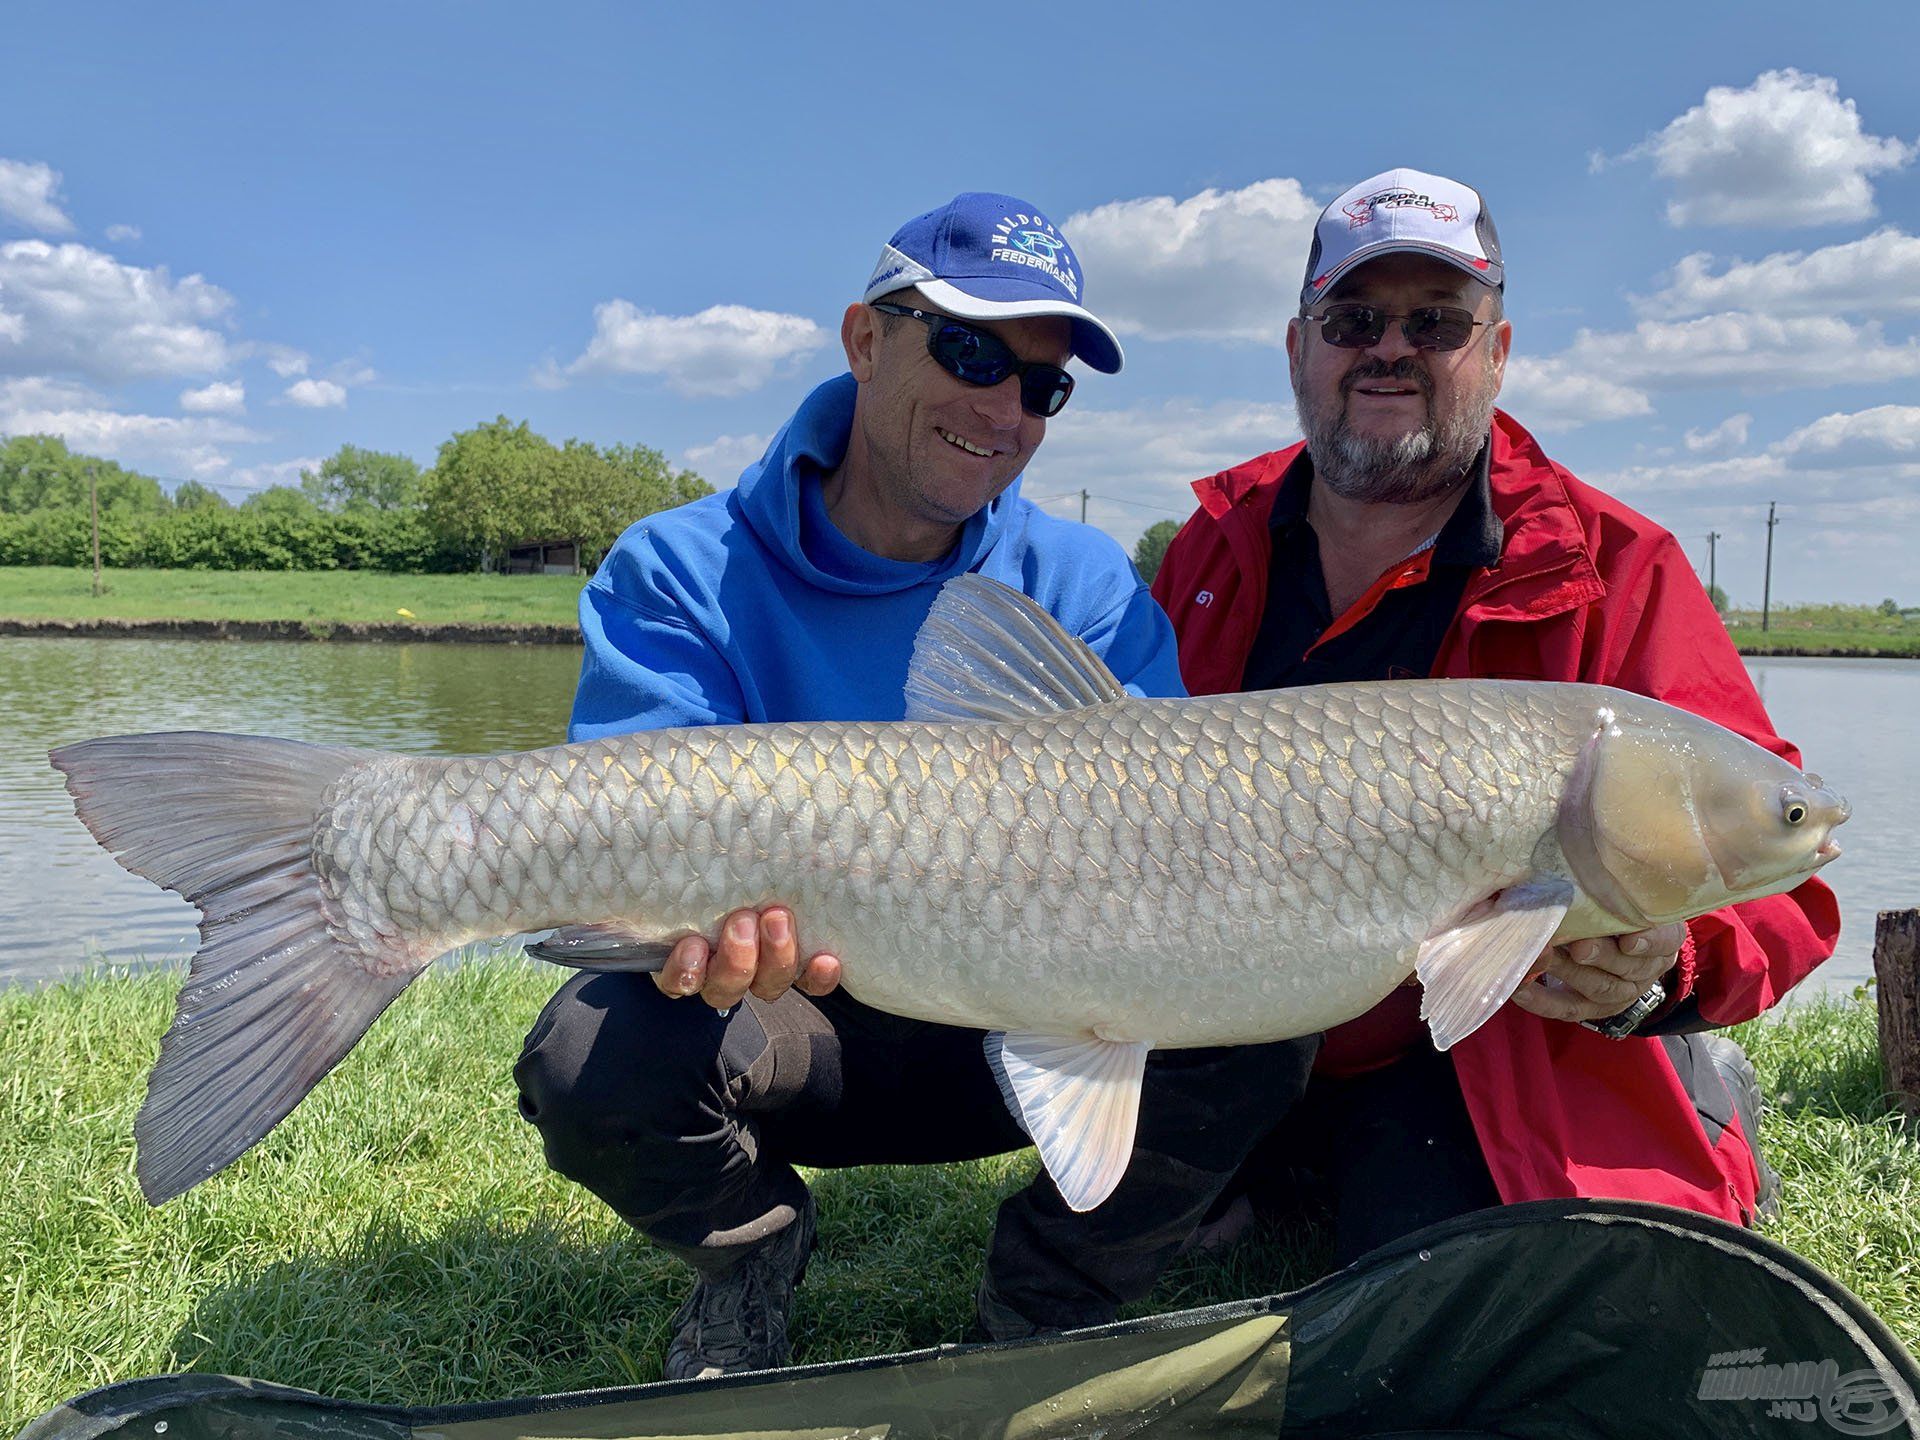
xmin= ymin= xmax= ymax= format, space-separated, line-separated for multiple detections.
xmin=986 ymin=1029 xmax=1151 ymax=1212
xmin=50 ymin=731 xmax=423 ymax=1205
xmin=905 ymin=574 xmax=1128 ymax=722
xmin=1417 ymin=878 xmax=1575 ymax=1050
xmin=525 ymin=923 xmax=676 ymax=970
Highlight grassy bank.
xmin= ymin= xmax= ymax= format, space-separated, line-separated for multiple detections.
xmin=3 ymin=959 xmax=1916 ymax=1429
xmin=0 ymin=567 xmax=585 ymax=628
xmin=1726 ymin=603 xmax=1920 ymax=658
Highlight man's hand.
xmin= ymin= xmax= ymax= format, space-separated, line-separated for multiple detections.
xmin=655 ymin=906 xmax=842 ymax=1010
xmin=1509 ymin=922 xmax=1685 ymax=1024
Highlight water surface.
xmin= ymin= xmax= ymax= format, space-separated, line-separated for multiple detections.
xmin=0 ymin=638 xmax=1912 ymax=996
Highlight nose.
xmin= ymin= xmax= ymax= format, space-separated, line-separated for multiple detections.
xmin=1363 ymin=318 xmax=1420 ymax=363
xmin=969 ymin=374 xmax=1025 ymax=430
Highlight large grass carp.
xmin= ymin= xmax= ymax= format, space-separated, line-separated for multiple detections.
xmin=52 ymin=576 xmax=1846 ymax=1211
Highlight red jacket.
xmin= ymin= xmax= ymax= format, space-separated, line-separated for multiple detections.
xmin=1150 ymin=410 xmax=1841 ymax=1223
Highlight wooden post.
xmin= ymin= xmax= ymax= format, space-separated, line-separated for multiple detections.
xmin=1877 ymin=909 xmax=1920 ymax=1118
xmin=89 ymin=463 xmax=102 ymax=597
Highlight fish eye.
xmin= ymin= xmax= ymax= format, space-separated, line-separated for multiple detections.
xmin=1784 ymin=801 xmax=1808 ymax=826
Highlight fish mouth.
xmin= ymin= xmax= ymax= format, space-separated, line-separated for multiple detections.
xmin=1814 ymin=837 xmax=1843 ymax=865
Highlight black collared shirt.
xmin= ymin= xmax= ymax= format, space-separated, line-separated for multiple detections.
xmin=1240 ymin=440 xmax=1504 ymax=692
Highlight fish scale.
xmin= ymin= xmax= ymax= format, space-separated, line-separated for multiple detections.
xmin=307 ymin=682 xmax=1573 ymax=1049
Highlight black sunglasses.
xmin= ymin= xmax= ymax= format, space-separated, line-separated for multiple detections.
xmin=1304 ymin=303 xmax=1494 ymax=352
xmin=871 ymin=302 xmax=1076 ymax=418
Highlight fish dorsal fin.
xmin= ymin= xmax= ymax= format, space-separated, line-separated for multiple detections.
xmin=986 ymin=1029 xmax=1151 ymax=1212
xmin=906 ymin=574 xmax=1127 ymax=723
xmin=1417 ymin=877 xmax=1575 ymax=1050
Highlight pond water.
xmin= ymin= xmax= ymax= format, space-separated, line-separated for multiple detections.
xmin=0 ymin=638 xmax=1913 ymax=996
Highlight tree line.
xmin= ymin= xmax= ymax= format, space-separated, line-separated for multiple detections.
xmin=0 ymin=422 xmax=711 ymax=573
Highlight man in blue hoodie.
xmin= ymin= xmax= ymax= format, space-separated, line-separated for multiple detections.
xmin=513 ymin=193 xmax=1318 ymax=1379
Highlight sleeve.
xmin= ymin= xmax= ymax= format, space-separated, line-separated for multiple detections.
xmin=1081 ymin=581 xmax=1189 ymax=701
xmin=567 ymin=575 xmax=748 ymax=742
xmin=1583 ymin=526 xmax=1841 ymax=1029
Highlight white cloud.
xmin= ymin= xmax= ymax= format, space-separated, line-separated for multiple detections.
xmin=564 ymin=301 xmax=826 ymax=397
xmin=330 ymin=361 xmax=377 ymax=387
xmin=0 ymin=240 xmax=233 ymax=380
xmin=1063 ymin=179 xmax=1321 ymax=343
xmin=1030 ymin=397 xmax=1297 ymax=544
xmin=1775 ymin=405 xmax=1920 ymax=468
xmin=1622 ymin=70 xmax=1915 ymax=227
xmin=283 ymin=378 xmax=346 ymax=408
xmin=0 ymin=159 xmax=76 ymax=234
xmin=1553 ymin=312 xmax=1920 ymax=395
xmin=227 ymin=455 xmax=325 ymax=492
xmin=105 ymin=224 xmax=141 ymax=244
xmin=1499 ymin=357 xmax=1654 ymax=432
xmin=1684 ymin=413 xmax=1752 ymax=453
xmin=681 ymin=432 xmax=770 ymax=478
xmin=179 ymin=380 xmax=246 ymax=414
xmin=258 ymin=344 xmax=310 ymax=377
xmin=1643 ymin=230 xmax=1920 ymax=318
xmin=0 ymin=376 xmax=258 ymax=476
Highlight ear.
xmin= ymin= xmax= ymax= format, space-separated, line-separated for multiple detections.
xmin=1285 ymin=315 xmax=1305 ymax=384
xmin=1487 ymin=317 xmax=1513 ymax=396
xmin=843 ymin=302 xmax=879 ymax=382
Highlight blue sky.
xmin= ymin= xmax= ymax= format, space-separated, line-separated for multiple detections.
xmin=3 ymin=2 xmax=1918 ymax=605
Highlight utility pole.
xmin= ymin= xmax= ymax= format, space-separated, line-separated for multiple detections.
xmin=1761 ymin=502 xmax=1778 ymax=632
xmin=88 ymin=462 xmax=102 ymax=598
xmin=1706 ymin=530 xmax=1721 ymax=601
xmin=1079 ymin=488 xmax=1089 ymax=524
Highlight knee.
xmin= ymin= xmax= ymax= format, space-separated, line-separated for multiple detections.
xmin=513 ymin=971 xmax=729 ymax=1152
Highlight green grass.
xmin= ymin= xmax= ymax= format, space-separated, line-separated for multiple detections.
xmin=3 ymin=961 xmax=1915 ymax=1430
xmin=0 ymin=567 xmax=586 ymax=628
xmin=1725 ymin=603 xmax=1920 ymax=657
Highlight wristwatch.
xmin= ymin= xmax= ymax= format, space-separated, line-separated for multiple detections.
xmin=1582 ymin=980 xmax=1667 ymax=1039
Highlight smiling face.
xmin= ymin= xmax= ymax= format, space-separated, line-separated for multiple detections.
xmin=842 ymin=291 xmax=1072 ymax=544
xmin=1286 ymin=253 xmax=1512 ymax=504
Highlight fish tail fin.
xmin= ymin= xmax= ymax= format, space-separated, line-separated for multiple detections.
xmin=50 ymin=732 xmax=423 ymax=1204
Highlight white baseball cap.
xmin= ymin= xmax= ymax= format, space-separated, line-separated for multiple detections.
xmin=1300 ymin=168 xmax=1504 ymax=309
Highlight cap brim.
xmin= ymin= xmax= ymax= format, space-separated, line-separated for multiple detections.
xmin=912 ymin=276 xmax=1125 ymax=374
xmin=1302 ymin=241 xmax=1504 ymax=307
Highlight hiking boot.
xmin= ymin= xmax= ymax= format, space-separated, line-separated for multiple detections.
xmin=662 ymin=1193 xmax=816 ymax=1381
xmin=1703 ymin=1033 xmax=1781 ymax=1222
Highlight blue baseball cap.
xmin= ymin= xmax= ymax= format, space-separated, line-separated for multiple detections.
xmin=863 ymin=192 xmax=1124 ymax=374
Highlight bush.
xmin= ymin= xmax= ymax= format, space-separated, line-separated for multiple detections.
xmin=0 ymin=506 xmax=466 ymax=573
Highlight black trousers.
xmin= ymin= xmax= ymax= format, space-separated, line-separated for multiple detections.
xmin=1224 ymin=1042 xmax=1503 ymax=1267
xmin=513 ymin=972 xmax=1319 ymax=1330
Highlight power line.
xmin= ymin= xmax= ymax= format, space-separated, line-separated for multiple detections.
xmin=1028 ymin=489 xmax=1192 ymax=517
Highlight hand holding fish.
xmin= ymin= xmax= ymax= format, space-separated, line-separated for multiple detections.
xmin=657 ymin=906 xmax=842 ymax=1008
xmin=1511 ymin=923 xmax=1686 ymax=1023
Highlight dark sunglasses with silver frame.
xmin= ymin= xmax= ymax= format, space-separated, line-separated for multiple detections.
xmin=1303 ymin=302 xmax=1496 ymax=353
xmin=870 ymin=302 xmax=1077 ymax=418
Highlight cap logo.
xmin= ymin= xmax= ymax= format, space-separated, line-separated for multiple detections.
xmin=1344 ymin=188 xmax=1459 ymax=228
xmin=990 ymin=212 xmax=1079 ymax=299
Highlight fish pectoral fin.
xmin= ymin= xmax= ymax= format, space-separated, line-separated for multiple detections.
xmin=986 ymin=1030 xmax=1151 ymax=1213
xmin=904 ymin=574 xmax=1129 ymax=722
xmin=1416 ymin=878 xmax=1575 ymax=1050
xmin=525 ymin=924 xmax=677 ymax=971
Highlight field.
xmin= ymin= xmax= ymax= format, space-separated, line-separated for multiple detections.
xmin=0 ymin=567 xmax=586 ymax=629
xmin=3 ymin=959 xmax=1915 ymax=1430
xmin=1725 ymin=603 xmax=1920 ymax=658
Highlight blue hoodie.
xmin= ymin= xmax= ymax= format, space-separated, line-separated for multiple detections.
xmin=570 ymin=374 xmax=1185 ymax=739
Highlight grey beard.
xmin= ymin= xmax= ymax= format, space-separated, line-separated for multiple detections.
xmin=1296 ymin=358 xmax=1497 ymax=505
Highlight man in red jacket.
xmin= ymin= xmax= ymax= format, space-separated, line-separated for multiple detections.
xmin=1151 ymin=167 xmax=1840 ymax=1262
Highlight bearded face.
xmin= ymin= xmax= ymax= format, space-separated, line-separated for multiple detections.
xmin=1287 ymin=254 xmax=1511 ymax=505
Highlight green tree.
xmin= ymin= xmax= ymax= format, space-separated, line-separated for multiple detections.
xmin=0 ymin=434 xmax=168 ymax=514
xmin=300 ymin=445 xmax=423 ymax=513
xmin=549 ymin=440 xmax=711 ymax=562
xmin=241 ymin=484 xmax=320 ymax=517
xmin=422 ymin=418 xmax=563 ymax=568
xmin=171 ymin=479 xmax=230 ymax=511
xmin=1133 ymin=519 xmax=1180 ymax=584
xmin=1880 ymin=598 xmax=1901 ymax=617
xmin=1708 ymin=583 xmax=1730 ymax=615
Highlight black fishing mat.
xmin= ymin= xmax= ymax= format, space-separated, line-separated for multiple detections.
xmin=18 ymin=1200 xmax=1920 ymax=1439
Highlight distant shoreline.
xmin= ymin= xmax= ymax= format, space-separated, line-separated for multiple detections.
xmin=5 ymin=614 xmax=1918 ymax=658
xmin=0 ymin=616 xmax=579 ymax=644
